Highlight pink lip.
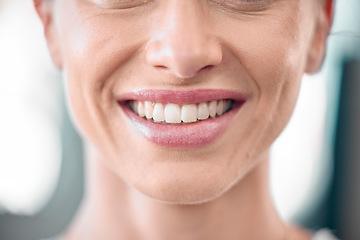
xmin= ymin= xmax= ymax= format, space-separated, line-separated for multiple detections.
xmin=117 ymin=89 xmax=247 ymax=148
xmin=118 ymin=89 xmax=247 ymax=104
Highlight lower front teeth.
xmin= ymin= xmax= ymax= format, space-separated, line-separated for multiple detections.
xmin=130 ymin=100 xmax=232 ymax=124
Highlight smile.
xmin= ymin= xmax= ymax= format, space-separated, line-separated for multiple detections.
xmin=129 ymin=100 xmax=233 ymax=124
xmin=117 ymin=89 xmax=247 ymax=147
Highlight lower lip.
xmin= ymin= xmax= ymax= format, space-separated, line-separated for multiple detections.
xmin=120 ymin=102 xmax=244 ymax=148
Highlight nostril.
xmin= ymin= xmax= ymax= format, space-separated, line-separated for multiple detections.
xmin=199 ymin=65 xmax=214 ymax=73
xmin=155 ymin=65 xmax=168 ymax=70
xmin=153 ymin=63 xmax=215 ymax=79
xmin=154 ymin=65 xmax=171 ymax=74
xmin=145 ymin=34 xmax=223 ymax=78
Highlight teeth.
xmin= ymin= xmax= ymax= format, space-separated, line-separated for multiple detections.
xmin=209 ymin=100 xmax=217 ymax=117
xmin=198 ymin=102 xmax=210 ymax=120
xmin=225 ymin=100 xmax=232 ymax=113
xmin=165 ymin=104 xmax=181 ymax=124
xmin=153 ymin=103 xmax=165 ymax=122
xmin=145 ymin=101 xmax=153 ymax=119
xmin=216 ymin=100 xmax=225 ymax=116
xmin=138 ymin=102 xmax=145 ymax=118
xmin=181 ymin=104 xmax=198 ymax=123
xmin=130 ymin=100 xmax=233 ymax=124
xmin=130 ymin=101 xmax=137 ymax=112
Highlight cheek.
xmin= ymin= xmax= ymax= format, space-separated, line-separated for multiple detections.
xmin=55 ymin=4 xmax=152 ymax=152
xmin=249 ymin=39 xmax=305 ymax=154
xmin=216 ymin=12 xmax=310 ymax=154
xmin=58 ymin=10 xmax=147 ymax=87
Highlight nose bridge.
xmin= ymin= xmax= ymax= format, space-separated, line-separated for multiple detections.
xmin=166 ymin=0 xmax=206 ymax=51
xmin=146 ymin=0 xmax=222 ymax=79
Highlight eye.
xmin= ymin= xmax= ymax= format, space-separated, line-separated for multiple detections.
xmin=93 ymin=0 xmax=152 ymax=9
xmin=209 ymin=0 xmax=271 ymax=13
xmin=215 ymin=0 xmax=269 ymax=4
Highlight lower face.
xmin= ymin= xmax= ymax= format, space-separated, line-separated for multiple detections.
xmin=54 ymin=0 xmax=318 ymax=203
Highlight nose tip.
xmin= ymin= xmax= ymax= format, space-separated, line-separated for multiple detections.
xmin=146 ymin=38 xmax=223 ymax=78
xmin=145 ymin=1 xmax=223 ymax=79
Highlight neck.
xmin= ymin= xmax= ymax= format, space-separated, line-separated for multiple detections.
xmin=64 ymin=147 xmax=288 ymax=240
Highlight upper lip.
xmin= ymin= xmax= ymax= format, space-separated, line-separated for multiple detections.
xmin=117 ymin=89 xmax=248 ymax=104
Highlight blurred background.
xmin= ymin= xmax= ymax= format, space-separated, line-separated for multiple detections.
xmin=0 ymin=0 xmax=359 ymax=239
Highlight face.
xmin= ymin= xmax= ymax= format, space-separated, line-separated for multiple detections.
xmin=39 ymin=0 xmax=331 ymax=203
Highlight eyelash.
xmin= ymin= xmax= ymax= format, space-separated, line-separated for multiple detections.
xmin=209 ymin=0 xmax=270 ymax=12
xmin=94 ymin=0 xmax=270 ymax=11
xmin=94 ymin=0 xmax=151 ymax=9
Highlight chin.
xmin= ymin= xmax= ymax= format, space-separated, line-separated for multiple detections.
xmin=111 ymin=128 xmax=259 ymax=205
xmin=137 ymin=179 xmax=231 ymax=205
xmin=129 ymin=161 xmax=240 ymax=205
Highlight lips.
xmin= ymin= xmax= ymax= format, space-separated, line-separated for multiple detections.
xmin=117 ymin=89 xmax=247 ymax=148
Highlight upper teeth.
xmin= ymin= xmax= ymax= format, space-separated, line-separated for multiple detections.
xmin=130 ymin=100 xmax=232 ymax=124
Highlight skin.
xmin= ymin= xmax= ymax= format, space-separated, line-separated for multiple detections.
xmin=35 ymin=0 xmax=334 ymax=239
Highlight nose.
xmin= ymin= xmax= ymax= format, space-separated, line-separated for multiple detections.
xmin=145 ymin=1 xmax=223 ymax=79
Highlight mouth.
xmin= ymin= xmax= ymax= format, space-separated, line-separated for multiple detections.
xmin=128 ymin=99 xmax=233 ymax=124
xmin=117 ymin=89 xmax=247 ymax=148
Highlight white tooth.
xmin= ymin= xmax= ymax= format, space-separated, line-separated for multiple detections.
xmin=165 ymin=103 xmax=181 ymax=124
xmin=181 ymin=104 xmax=198 ymax=123
xmin=216 ymin=100 xmax=225 ymax=116
xmin=145 ymin=101 xmax=154 ymax=119
xmin=153 ymin=103 xmax=165 ymax=122
xmin=197 ymin=102 xmax=210 ymax=120
xmin=138 ymin=102 xmax=145 ymax=117
xmin=209 ymin=100 xmax=217 ymax=117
